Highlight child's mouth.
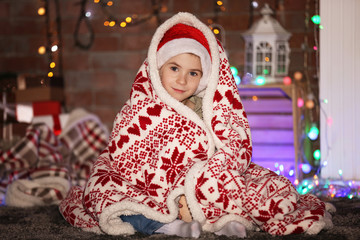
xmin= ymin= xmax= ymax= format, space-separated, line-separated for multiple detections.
xmin=173 ymin=88 xmax=185 ymax=93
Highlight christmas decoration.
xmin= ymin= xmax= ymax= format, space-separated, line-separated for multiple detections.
xmin=242 ymin=4 xmax=291 ymax=84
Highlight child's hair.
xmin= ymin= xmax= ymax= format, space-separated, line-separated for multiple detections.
xmin=156 ymin=23 xmax=212 ymax=95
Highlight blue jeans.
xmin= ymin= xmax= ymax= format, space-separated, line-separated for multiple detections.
xmin=120 ymin=214 xmax=164 ymax=235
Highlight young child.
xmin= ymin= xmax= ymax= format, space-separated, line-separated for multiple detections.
xmin=116 ymin=25 xmax=247 ymax=237
xmin=60 ymin=12 xmax=333 ymax=237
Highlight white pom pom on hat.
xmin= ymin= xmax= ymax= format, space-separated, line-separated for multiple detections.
xmin=157 ymin=23 xmax=212 ymax=95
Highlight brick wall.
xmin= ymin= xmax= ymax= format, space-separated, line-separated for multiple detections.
xmin=0 ymin=0 xmax=317 ymax=130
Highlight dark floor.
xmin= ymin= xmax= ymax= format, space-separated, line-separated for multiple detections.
xmin=0 ymin=197 xmax=360 ymax=240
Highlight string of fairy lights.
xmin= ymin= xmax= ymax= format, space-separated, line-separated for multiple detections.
xmin=92 ymin=0 xmax=226 ymax=35
xmin=37 ymin=0 xmax=63 ymax=80
xmin=34 ymin=0 xmax=358 ymax=198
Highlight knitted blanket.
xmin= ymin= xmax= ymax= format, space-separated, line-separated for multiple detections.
xmin=0 ymin=108 xmax=108 ymax=207
xmin=59 ymin=13 xmax=333 ymax=236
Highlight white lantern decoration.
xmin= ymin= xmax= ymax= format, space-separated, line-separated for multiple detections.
xmin=242 ymin=4 xmax=291 ymax=84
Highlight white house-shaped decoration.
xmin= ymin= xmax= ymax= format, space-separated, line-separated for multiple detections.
xmin=242 ymin=4 xmax=291 ymax=84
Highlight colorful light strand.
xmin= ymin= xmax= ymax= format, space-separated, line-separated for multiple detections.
xmin=297 ymin=177 xmax=360 ymax=199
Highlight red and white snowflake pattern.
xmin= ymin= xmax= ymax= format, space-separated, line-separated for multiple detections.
xmin=59 ymin=15 xmax=331 ymax=237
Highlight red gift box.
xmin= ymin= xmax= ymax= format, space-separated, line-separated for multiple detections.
xmin=16 ymin=101 xmax=63 ymax=135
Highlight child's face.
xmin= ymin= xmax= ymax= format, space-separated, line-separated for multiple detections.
xmin=159 ymin=53 xmax=202 ymax=102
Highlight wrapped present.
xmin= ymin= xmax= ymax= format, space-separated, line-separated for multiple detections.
xmin=16 ymin=101 xmax=62 ymax=122
xmin=16 ymin=101 xmax=63 ymax=135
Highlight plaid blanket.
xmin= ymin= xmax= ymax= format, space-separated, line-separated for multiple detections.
xmin=0 ymin=108 xmax=108 ymax=206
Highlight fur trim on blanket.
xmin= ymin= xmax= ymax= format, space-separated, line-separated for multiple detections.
xmin=59 ymin=12 xmax=333 ymax=236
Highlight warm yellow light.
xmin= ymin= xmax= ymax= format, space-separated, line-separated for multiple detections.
xmin=38 ymin=7 xmax=46 ymax=16
xmin=125 ymin=17 xmax=132 ymax=23
xmin=120 ymin=22 xmax=127 ymax=27
xmin=48 ymin=72 xmax=54 ymax=78
xmin=160 ymin=6 xmax=168 ymax=12
xmin=294 ymin=179 xmax=299 ymax=185
xmin=294 ymin=71 xmax=303 ymax=81
xmin=109 ymin=21 xmax=115 ymax=27
xmin=252 ymin=96 xmax=258 ymax=101
xmin=265 ymin=57 xmax=270 ymax=62
xmin=305 ymin=99 xmax=315 ymax=109
xmin=38 ymin=46 xmax=46 ymax=55
xmin=217 ymin=1 xmax=223 ymax=6
xmin=213 ymin=29 xmax=220 ymax=34
xmin=107 ymin=1 xmax=113 ymax=6
xmin=104 ymin=21 xmax=109 ymax=26
xmin=50 ymin=62 xmax=56 ymax=68
xmin=94 ymin=0 xmax=100 ymax=3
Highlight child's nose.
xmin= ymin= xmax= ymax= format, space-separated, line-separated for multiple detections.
xmin=176 ymin=74 xmax=187 ymax=85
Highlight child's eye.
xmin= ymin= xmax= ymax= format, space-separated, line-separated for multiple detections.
xmin=190 ymin=71 xmax=198 ymax=77
xmin=170 ymin=66 xmax=178 ymax=72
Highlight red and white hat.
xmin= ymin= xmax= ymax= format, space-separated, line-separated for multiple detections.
xmin=157 ymin=23 xmax=212 ymax=95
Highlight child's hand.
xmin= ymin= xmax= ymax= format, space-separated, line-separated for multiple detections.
xmin=178 ymin=195 xmax=193 ymax=222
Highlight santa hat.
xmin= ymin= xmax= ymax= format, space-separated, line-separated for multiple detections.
xmin=157 ymin=23 xmax=212 ymax=95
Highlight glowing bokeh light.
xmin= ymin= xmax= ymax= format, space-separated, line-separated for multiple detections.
xmin=305 ymin=99 xmax=315 ymax=109
xmin=230 ymin=66 xmax=238 ymax=76
xmin=252 ymin=1 xmax=259 ymax=8
xmin=255 ymin=76 xmax=266 ymax=85
xmin=38 ymin=7 xmax=46 ymax=16
xmin=308 ymin=125 xmax=319 ymax=140
xmin=294 ymin=71 xmax=303 ymax=81
xmin=283 ymin=76 xmax=291 ymax=85
xmin=294 ymin=179 xmax=299 ymax=185
xmin=297 ymin=98 xmax=304 ymax=107
xmin=311 ymin=15 xmax=321 ymax=25
xmin=301 ymin=163 xmax=312 ymax=174
xmin=38 ymin=46 xmax=46 ymax=55
xmin=234 ymin=75 xmax=241 ymax=85
xmin=279 ymin=164 xmax=284 ymax=172
xmin=51 ymin=45 xmax=58 ymax=52
xmin=313 ymin=149 xmax=321 ymax=160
